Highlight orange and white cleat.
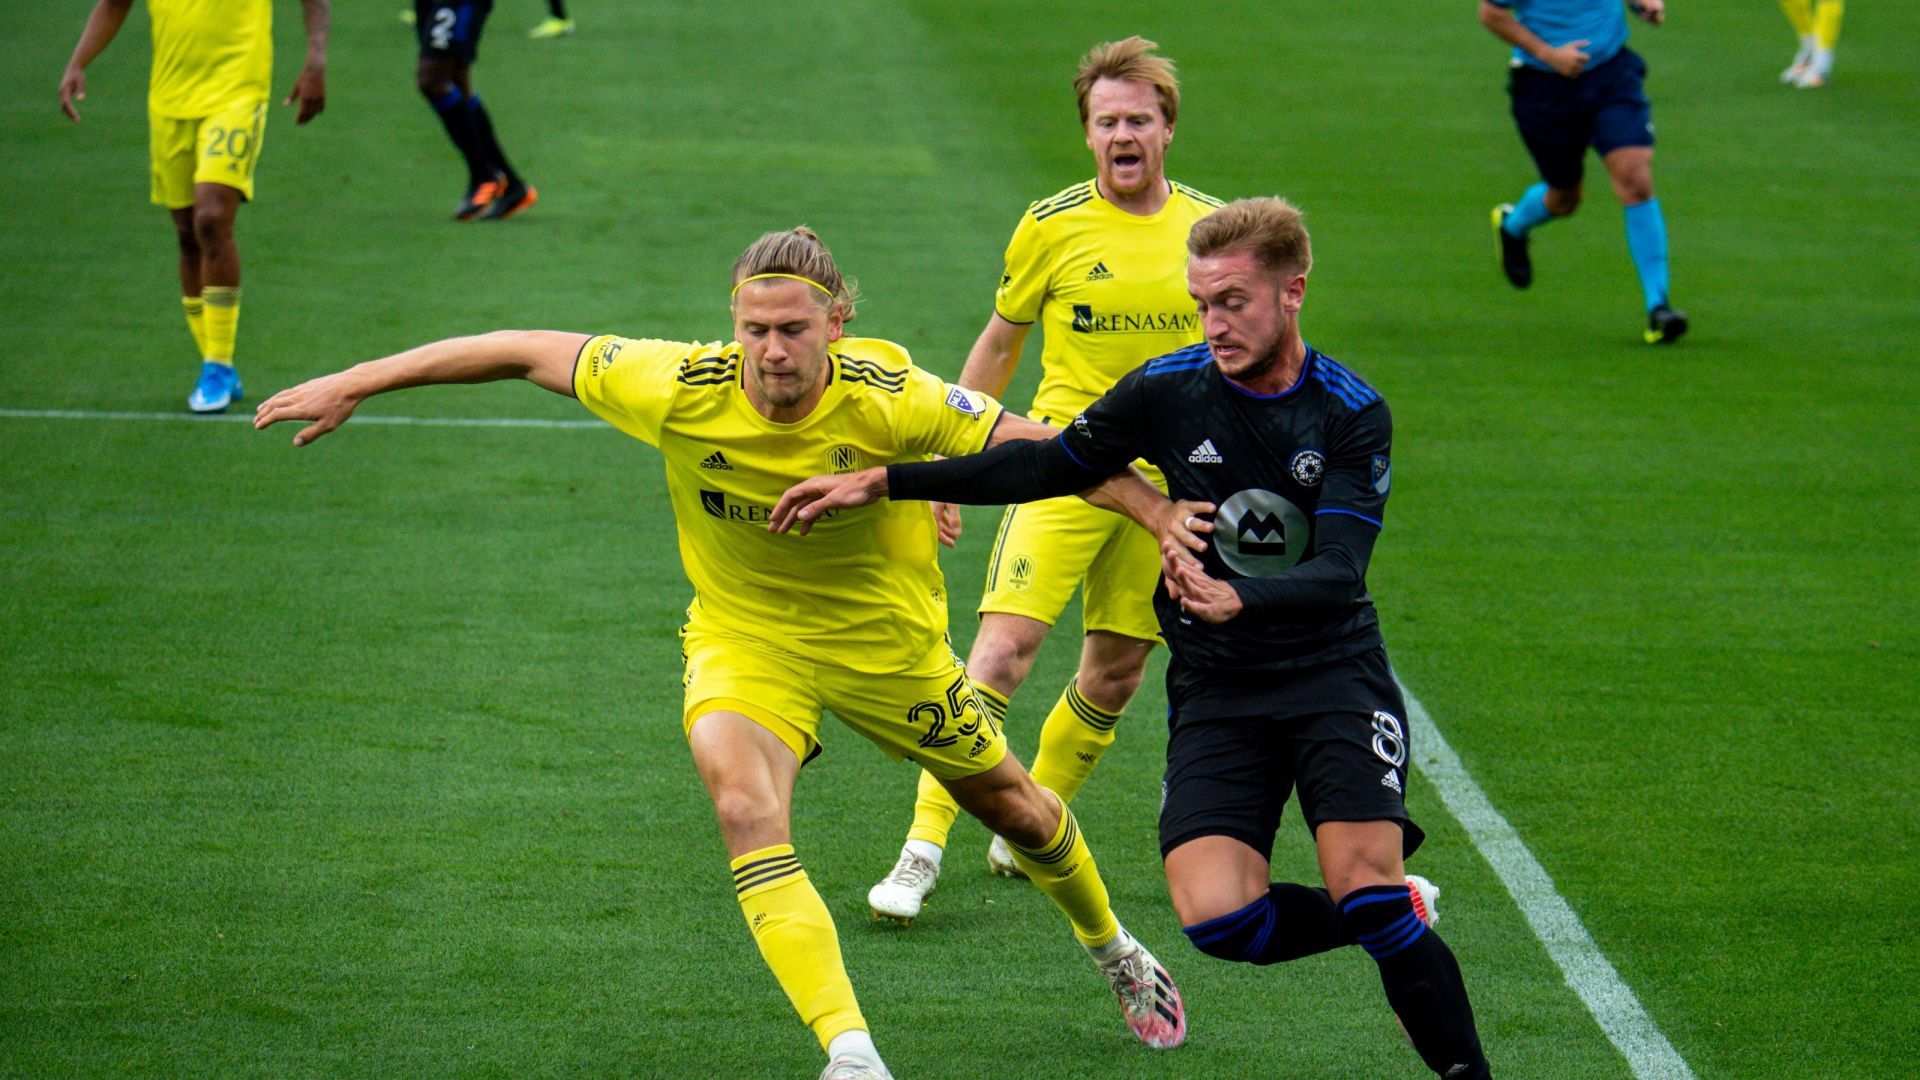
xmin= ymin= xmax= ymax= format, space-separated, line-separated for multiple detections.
xmin=1095 ymin=933 xmax=1186 ymax=1049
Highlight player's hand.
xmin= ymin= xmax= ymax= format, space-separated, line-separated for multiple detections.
xmin=254 ymin=371 xmax=364 ymax=446
xmin=285 ymin=63 xmax=325 ymax=124
xmin=1631 ymin=0 xmax=1665 ymax=26
xmin=769 ymin=467 xmax=889 ymax=536
xmin=1158 ymin=500 xmax=1216 ymax=558
xmin=1161 ymin=555 xmax=1243 ymax=624
xmin=932 ymin=501 xmax=963 ymax=548
xmin=59 ymin=66 xmax=87 ymax=122
xmin=1542 ymin=39 xmax=1591 ymax=77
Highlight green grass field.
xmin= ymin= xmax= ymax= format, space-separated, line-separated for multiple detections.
xmin=3 ymin=2 xmax=1917 ymax=1077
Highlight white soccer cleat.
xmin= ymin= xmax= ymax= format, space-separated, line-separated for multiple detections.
xmin=867 ymin=848 xmax=939 ymax=925
xmin=1781 ymin=40 xmax=1814 ymax=84
xmin=819 ymin=1055 xmax=893 ymax=1080
xmin=985 ymin=834 xmax=1027 ymax=878
xmin=1407 ymin=874 xmax=1441 ymax=929
xmin=1095 ymin=936 xmax=1187 ymax=1049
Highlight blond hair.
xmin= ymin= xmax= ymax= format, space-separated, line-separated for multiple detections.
xmin=1187 ymin=197 xmax=1313 ymax=280
xmin=1074 ymin=36 xmax=1179 ymax=127
xmin=730 ymin=227 xmax=859 ymax=321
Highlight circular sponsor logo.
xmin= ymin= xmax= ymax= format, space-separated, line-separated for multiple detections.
xmin=1214 ymin=489 xmax=1309 ymax=577
xmin=1289 ymin=449 xmax=1325 ymax=487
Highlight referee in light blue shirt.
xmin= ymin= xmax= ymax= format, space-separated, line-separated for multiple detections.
xmin=1481 ymin=0 xmax=1688 ymax=344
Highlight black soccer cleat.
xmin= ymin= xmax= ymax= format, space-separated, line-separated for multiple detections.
xmin=1492 ymin=204 xmax=1532 ymax=289
xmin=454 ymin=175 xmax=504 ymax=221
xmin=476 ymin=179 xmax=538 ymax=221
xmin=1644 ymin=303 xmax=1689 ymax=345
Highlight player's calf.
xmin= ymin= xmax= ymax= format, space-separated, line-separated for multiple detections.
xmin=1339 ymin=883 xmax=1489 ymax=1079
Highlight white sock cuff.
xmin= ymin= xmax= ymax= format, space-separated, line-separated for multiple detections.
xmin=827 ymin=1029 xmax=880 ymax=1065
xmin=903 ymin=838 xmax=943 ymax=867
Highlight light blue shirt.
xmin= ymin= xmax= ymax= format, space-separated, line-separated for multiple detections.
xmin=1491 ymin=0 xmax=1629 ymax=72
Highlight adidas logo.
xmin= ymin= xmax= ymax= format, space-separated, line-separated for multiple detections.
xmin=1381 ymin=769 xmax=1403 ymax=794
xmin=1085 ymin=260 xmax=1114 ymax=281
xmin=699 ymin=451 xmax=733 ymax=470
xmin=1187 ymin=438 xmax=1223 ymax=464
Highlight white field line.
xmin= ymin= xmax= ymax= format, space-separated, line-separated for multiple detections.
xmin=0 ymin=408 xmax=607 ymax=430
xmin=1403 ymin=683 xmax=1696 ymax=1079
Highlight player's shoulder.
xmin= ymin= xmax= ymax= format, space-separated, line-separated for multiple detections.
xmin=831 ymin=336 xmax=914 ymax=394
xmin=1023 ymin=179 xmax=1100 ymax=224
xmin=1142 ymin=341 xmax=1216 ymax=378
xmin=1169 ymin=179 xmax=1226 ymax=214
xmin=1307 ymin=347 xmax=1386 ymax=413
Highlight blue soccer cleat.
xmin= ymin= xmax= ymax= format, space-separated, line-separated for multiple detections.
xmin=187 ymin=361 xmax=243 ymax=414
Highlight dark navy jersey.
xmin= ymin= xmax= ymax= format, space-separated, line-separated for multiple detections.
xmin=1057 ymin=342 xmax=1393 ymax=672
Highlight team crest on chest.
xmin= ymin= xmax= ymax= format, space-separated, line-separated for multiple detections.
xmin=1289 ymin=449 xmax=1325 ymax=487
xmin=830 ymin=445 xmax=861 ymax=474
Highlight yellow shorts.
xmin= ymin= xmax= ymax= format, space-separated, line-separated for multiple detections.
xmin=149 ymin=99 xmax=268 ymax=208
xmin=979 ymin=491 xmax=1164 ymax=643
xmin=681 ymin=629 xmax=1007 ymax=780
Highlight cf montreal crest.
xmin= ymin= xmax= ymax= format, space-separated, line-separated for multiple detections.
xmin=1289 ymin=449 xmax=1325 ymax=487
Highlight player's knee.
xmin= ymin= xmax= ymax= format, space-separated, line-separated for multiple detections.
xmin=1078 ymin=663 xmax=1144 ymax=710
xmin=1616 ymin=174 xmax=1655 ymax=204
xmin=415 ymin=66 xmax=454 ymax=101
xmin=190 ymin=207 xmax=233 ymax=250
xmin=172 ymin=219 xmax=199 ymax=257
xmin=969 ymin=632 xmax=1042 ymax=689
xmin=708 ymin=787 xmax=784 ymax=844
xmin=1546 ymin=185 xmax=1582 ymax=216
xmin=1182 ymin=893 xmax=1276 ymax=965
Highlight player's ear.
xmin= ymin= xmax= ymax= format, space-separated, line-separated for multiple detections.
xmin=1283 ymin=273 xmax=1307 ymax=312
xmin=826 ymin=312 xmax=846 ymax=343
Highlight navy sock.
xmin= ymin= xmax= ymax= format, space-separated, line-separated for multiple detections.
xmin=428 ymin=86 xmax=493 ymax=187
xmin=1340 ymin=884 xmax=1489 ymax=1079
xmin=1182 ymin=883 xmax=1345 ymax=965
xmin=465 ymin=96 xmax=521 ymax=187
xmin=548 ymin=0 xmax=568 ymax=17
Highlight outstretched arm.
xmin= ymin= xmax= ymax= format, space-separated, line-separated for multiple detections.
xmin=254 ymin=330 xmax=588 ymax=446
xmin=59 ymin=0 xmax=133 ymax=122
xmin=286 ymin=0 xmax=329 ymax=124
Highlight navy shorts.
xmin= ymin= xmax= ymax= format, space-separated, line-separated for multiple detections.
xmin=1508 ymin=47 xmax=1654 ymax=191
xmin=416 ymin=0 xmax=493 ymax=65
xmin=1158 ymin=647 xmax=1425 ymax=862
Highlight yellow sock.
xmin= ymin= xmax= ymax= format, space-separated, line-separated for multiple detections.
xmin=201 ymin=285 xmax=240 ymax=366
xmin=1780 ymin=0 xmax=1814 ymax=37
xmin=732 ymin=844 xmax=866 ymax=1050
xmin=1006 ymin=799 xmax=1118 ymax=949
xmin=180 ymin=295 xmax=208 ymax=359
xmin=1814 ymin=0 xmax=1843 ymax=50
xmin=905 ymin=683 xmax=1009 ymax=847
xmin=1030 ymin=677 xmax=1122 ymax=805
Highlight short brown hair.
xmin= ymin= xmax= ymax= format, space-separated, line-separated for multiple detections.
xmin=731 ymin=226 xmax=860 ymax=321
xmin=1074 ymin=36 xmax=1179 ymax=127
xmin=1187 ymin=197 xmax=1313 ymax=280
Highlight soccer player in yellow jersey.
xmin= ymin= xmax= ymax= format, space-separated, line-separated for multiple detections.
xmin=60 ymin=0 xmax=328 ymax=415
xmin=1780 ymin=0 xmax=1843 ymax=87
xmin=868 ymin=36 xmax=1225 ymax=921
xmin=255 ymin=227 xmax=1188 ymax=1078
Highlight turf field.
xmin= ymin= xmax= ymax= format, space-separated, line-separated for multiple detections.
xmin=3 ymin=2 xmax=1916 ymax=1076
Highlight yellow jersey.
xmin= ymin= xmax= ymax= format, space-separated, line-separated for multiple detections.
xmin=993 ymin=179 xmax=1223 ymax=426
xmin=573 ymin=334 xmax=1006 ymax=674
xmin=147 ymin=0 xmax=273 ymax=119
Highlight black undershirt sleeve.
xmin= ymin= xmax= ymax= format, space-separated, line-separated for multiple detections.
xmin=1228 ymin=512 xmax=1381 ymax=617
xmin=886 ymin=435 xmax=1112 ymax=506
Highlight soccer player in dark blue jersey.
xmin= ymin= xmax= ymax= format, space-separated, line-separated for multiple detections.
xmin=1481 ymin=0 xmax=1687 ymax=344
xmin=773 ymin=198 xmax=1492 ymax=1079
xmin=414 ymin=0 xmax=537 ymax=220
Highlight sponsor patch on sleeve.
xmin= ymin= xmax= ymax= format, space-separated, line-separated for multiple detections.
xmin=587 ymin=337 xmax=623 ymax=377
xmin=944 ymin=385 xmax=985 ymax=418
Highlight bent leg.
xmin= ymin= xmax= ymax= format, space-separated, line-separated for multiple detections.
xmin=1167 ymin=835 xmax=1348 ymax=966
xmin=943 ymin=755 xmax=1118 ymax=948
xmin=687 ymin=711 xmax=866 ymax=1053
xmin=1029 ymin=629 xmax=1153 ymax=803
